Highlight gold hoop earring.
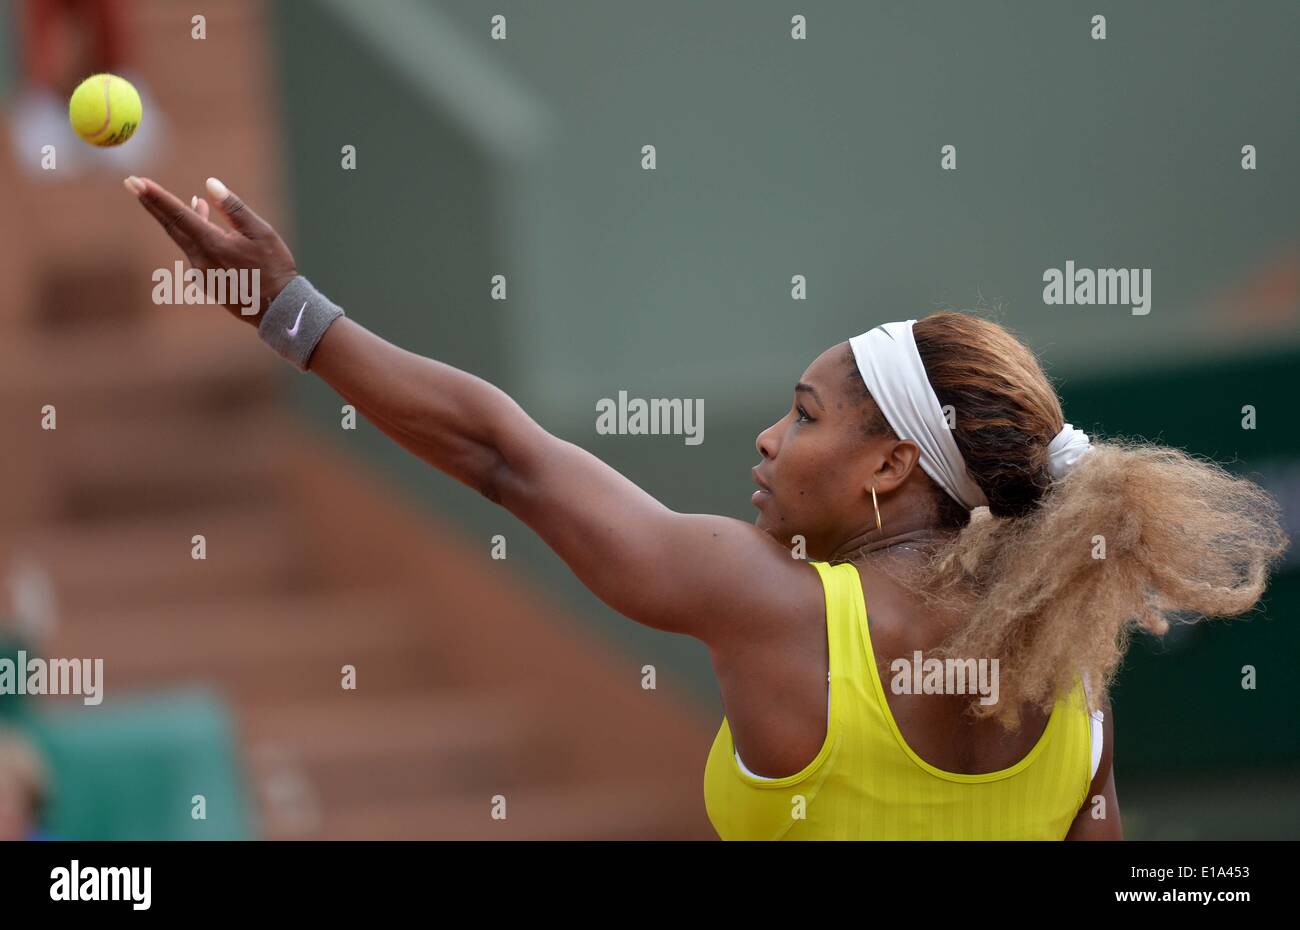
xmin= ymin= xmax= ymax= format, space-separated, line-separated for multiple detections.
xmin=871 ymin=486 xmax=882 ymax=532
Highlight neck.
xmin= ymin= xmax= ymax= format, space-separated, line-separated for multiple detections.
xmin=829 ymin=512 xmax=950 ymax=562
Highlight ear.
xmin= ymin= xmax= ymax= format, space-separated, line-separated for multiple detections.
xmin=872 ymin=438 xmax=923 ymax=494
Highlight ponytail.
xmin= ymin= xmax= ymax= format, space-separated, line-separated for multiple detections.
xmin=924 ymin=439 xmax=1288 ymax=729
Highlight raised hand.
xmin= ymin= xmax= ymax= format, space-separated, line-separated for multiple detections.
xmin=125 ymin=175 xmax=299 ymax=325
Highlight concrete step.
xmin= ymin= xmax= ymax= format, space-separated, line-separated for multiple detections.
xmin=0 ymin=322 xmax=276 ymax=414
xmin=49 ymin=589 xmax=461 ymax=699
xmin=17 ymin=502 xmax=309 ymax=610
xmin=40 ymin=409 xmax=291 ymax=522
xmin=30 ymin=259 xmax=146 ymax=334
xmin=303 ymin=777 xmax=713 ymax=841
xmin=241 ymin=692 xmax=547 ymax=811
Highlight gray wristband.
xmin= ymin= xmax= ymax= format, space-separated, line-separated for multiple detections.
xmin=257 ymin=275 xmax=345 ymax=371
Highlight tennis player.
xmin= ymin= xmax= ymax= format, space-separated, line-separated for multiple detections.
xmin=124 ymin=175 xmax=1287 ymax=840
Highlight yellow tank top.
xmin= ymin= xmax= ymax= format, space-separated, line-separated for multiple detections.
xmin=703 ymin=560 xmax=1092 ymax=839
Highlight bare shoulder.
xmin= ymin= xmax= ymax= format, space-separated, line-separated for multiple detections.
xmin=672 ymin=513 xmax=825 ymax=649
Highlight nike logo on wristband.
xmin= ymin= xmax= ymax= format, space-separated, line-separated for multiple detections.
xmin=287 ymin=301 xmax=307 ymax=337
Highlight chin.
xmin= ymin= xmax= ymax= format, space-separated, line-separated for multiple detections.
xmin=753 ymin=513 xmax=782 ymax=542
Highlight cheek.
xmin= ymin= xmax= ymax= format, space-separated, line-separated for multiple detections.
xmin=774 ymin=453 xmax=810 ymax=496
xmin=778 ymin=447 xmax=841 ymax=513
xmin=793 ymin=437 xmax=865 ymax=512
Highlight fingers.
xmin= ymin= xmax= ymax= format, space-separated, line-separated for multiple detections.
xmin=192 ymin=195 xmax=211 ymax=223
xmin=205 ymin=177 xmax=273 ymax=239
xmin=127 ymin=177 xmax=202 ymax=263
xmin=130 ymin=176 xmax=224 ymax=256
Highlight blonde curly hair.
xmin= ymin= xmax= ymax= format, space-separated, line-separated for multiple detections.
xmin=873 ymin=312 xmax=1289 ymax=729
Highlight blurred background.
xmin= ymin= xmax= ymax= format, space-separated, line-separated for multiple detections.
xmin=0 ymin=0 xmax=1295 ymax=839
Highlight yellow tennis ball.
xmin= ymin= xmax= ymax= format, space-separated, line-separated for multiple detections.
xmin=68 ymin=73 xmax=142 ymax=147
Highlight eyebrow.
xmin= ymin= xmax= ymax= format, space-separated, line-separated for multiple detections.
xmin=795 ymin=382 xmax=825 ymax=410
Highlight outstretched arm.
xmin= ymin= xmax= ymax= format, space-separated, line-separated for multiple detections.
xmin=125 ymin=175 xmax=820 ymax=645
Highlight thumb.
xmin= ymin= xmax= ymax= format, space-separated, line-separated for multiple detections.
xmin=206 ymin=176 xmax=273 ymax=239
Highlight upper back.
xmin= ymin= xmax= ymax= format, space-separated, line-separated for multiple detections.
xmin=854 ymin=558 xmax=1056 ymax=775
xmin=703 ymin=560 xmax=1092 ymax=840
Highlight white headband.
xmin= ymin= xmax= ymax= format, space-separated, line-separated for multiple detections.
xmin=848 ymin=319 xmax=1093 ymax=512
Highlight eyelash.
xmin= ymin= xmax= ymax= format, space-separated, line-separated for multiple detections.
xmin=796 ymin=404 xmax=815 ymax=423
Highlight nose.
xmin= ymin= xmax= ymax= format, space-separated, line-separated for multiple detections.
xmin=755 ymin=418 xmax=781 ymax=460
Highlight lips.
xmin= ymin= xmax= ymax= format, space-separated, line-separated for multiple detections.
xmin=751 ymin=467 xmax=772 ymax=507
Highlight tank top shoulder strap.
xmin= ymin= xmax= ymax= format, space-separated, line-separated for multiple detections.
xmin=808 ymin=560 xmax=871 ymax=689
